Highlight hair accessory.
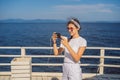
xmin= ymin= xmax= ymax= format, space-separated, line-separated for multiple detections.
xmin=71 ymin=19 xmax=80 ymax=29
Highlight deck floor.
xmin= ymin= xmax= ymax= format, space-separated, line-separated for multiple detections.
xmin=0 ymin=72 xmax=120 ymax=80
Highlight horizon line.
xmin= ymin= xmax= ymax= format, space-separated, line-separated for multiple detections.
xmin=0 ymin=18 xmax=120 ymax=23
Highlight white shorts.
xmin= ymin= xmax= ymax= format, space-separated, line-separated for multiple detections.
xmin=62 ymin=63 xmax=82 ymax=80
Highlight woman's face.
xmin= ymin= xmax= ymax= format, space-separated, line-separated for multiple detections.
xmin=67 ymin=23 xmax=79 ymax=36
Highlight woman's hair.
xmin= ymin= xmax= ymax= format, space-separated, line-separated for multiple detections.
xmin=67 ymin=18 xmax=81 ymax=30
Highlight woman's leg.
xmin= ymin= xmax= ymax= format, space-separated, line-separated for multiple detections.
xmin=69 ymin=64 xmax=82 ymax=80
xmin=62 ymin=63 xmax=68 ymax=80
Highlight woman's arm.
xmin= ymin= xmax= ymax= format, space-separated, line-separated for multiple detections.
xmin=52 ymin=32 xmax=64 ymax=56
xmin=53 ymin=43 xmax=64 ymax=56
xmin=61 ymin=37 xmax=86 ymax=63
xmin=65 ymin=45 xmax=86 ymax=62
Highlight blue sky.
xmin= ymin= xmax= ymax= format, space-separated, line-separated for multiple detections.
xmin=0 ymin=0 xmax=120 ymax=22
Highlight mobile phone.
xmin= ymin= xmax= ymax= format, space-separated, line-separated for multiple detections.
xmin=55 ymin=33 xmax=61 ymax=38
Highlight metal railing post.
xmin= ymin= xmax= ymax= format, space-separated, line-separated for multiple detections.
xmin=99 ymin=49 xmax=105 ymax=74
xmin=21 ymin=47 xmax=26 ymax=57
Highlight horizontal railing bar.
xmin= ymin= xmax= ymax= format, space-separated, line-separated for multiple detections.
xmin=0 ymin=47 xmax=22 ymax=49
xmin=83 ymin=56 xmax=119 ymax=59
xmin=0 ymin=63 xmax=11 ymax=66
xmin=104 ymin=56 xmax=120 ymax=59
xmin=27 ymin=55 xmax=64 ymax=58
xmin=0 ymin=55 xmax=64 ymax=58
xmin=0 ymin=55 xmax=21 ymax=57
xmin=0 ymin=47 xmax=120 ymax=50
xmin=104 ymin=64 xmax=120 ymax=68
xmin=86 ymin=47 xmax=120 ymax=50
xmin=0 ymin=63 xmax=120 ymax=68
xmin=28 ymin=55 xmax=101 ymax=58
xmin=0 ymin=55 xmax=101 ymax=58
xmin=0 ymin=47 xmax=53 ymax=49
xmin=32 ymin=63 xmax=63 ymax=66
xmin=0 ymin=63 xmax=98 ymax=66
xmin=0 ymin=63 xmax=97 ymax=66
xmin=0 ymin=55 xmax=100 ymax=58
xmin=32 ymin=63 xmax=98 ymax=66
xmin=0 ymin=63 xmax=96 ymax=66
xmin=82 ymin=56 xmax=100 ymax=58
xmin=23 ymin=47 xmax=53 ymax=49
xmin=81 ymin=64 xmax=98 ymax=66
xmin=32 ymin=63 xmax=120 ymax=68
xmin=0 ymin=55 xmax=120 ymax=59
xmin=22 ymin=63 xmax=120 ymax=67
xmin=31 ymin=64 xmax=120 ymax=67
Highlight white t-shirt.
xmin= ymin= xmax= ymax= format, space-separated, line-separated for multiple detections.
xmin=60 ymin=36 xmax=87 ymax=63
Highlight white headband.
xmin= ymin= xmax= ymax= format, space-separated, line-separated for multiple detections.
xmin=71 ymin=19 xmax=80 ymax=29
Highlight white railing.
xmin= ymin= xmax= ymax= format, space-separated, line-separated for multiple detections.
xmin=0 ymin=47 xmax=120 ymax=75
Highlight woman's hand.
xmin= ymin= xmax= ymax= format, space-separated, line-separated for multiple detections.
xmin=52 ymin=32 xmax=57 ymax=44
xmin=61 ymin=36 xmax=69 ymax=47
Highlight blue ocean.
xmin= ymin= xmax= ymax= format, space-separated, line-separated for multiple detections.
xmin=0 ymin=22 xmax=120 ymax=73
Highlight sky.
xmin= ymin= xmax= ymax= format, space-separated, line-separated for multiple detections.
xmin=0 ymin=0 xmax=120 ymax=22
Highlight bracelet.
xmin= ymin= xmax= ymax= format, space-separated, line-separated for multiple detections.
xmin=52 ymin=41 xmax=56 ymax=44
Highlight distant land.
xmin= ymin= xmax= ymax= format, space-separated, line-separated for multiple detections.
xmin=0 ymin=19 xmax=66 ymax=23
xmin=0 ymin=19 xmax=120 ymax=23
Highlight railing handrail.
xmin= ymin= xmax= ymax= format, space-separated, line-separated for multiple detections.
xmin=0 ymin=46 xmax=120 ymax=49
xmin=0 ymin=46 xmax=120 ymax=75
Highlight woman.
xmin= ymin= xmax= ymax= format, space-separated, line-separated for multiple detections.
xmin=52 ymin=18 xmax=87 ymax=80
